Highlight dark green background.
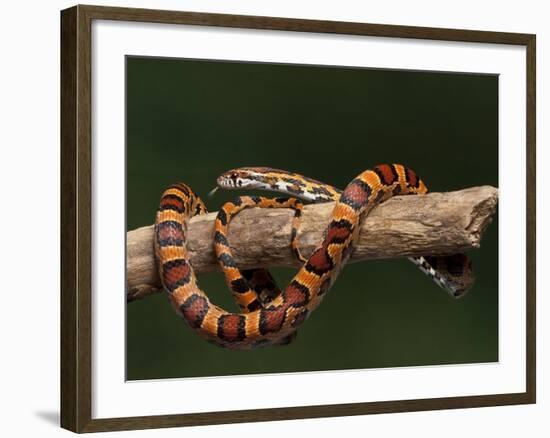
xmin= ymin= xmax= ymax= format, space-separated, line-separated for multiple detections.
xmin=126 ymin=56 xmax=498 ymax=381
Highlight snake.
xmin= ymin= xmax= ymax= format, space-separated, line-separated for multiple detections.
xmin=155 ymin=164 xmax=474 ymax=350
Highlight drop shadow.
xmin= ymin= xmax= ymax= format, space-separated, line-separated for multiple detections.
xmin=34 ymin=410 xmax=59 ymax=427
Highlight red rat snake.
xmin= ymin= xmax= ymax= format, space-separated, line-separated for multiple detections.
xmin=154 ymin=164 xmax=474 ymax=350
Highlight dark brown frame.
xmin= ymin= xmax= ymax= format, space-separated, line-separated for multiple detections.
xmin=61 ymin=4 xmax=536 ymax=433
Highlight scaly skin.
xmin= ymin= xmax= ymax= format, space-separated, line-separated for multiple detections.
xmin=155 ymin=164 xmax=465 ymax=350
xmin=216 ymin=166 xmax=474 ymax=301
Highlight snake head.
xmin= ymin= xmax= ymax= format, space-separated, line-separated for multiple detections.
xmin=211 ymin=168 xmax=268 ymax=197
xmin=216 ymin=168 xmax=275 ymax=190
xmin=216 ymin=169 xmax=247 ymax=189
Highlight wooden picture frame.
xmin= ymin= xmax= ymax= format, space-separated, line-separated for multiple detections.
xmin=60 ymin=4 xmax=536 ymax=432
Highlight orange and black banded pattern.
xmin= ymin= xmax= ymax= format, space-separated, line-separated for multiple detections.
xmin=214 ymin=196 xmax=306 ymax=313
xmin=155 ymin=164 xmax=433 ymax=349
xmin=217 ymin=165 xmax=474 ymax=303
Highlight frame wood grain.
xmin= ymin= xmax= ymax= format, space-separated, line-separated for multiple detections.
xmin=60 ymin=4 xmax=536 ymax=432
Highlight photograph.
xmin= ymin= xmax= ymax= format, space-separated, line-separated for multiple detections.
xmin=125 ymin=55 xmax=499 ymax=380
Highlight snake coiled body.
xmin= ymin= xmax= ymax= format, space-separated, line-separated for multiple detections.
xmin=155 ymin=164 xmax=473 ymax=349
xmin=214 ymin=167 xmax=473 ymax=303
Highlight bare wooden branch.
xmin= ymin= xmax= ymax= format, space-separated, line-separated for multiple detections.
xmin=127 ymin=186 xmax=498 ymax=302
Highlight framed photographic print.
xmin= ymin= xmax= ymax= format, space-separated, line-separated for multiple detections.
xmin=60 ymin=4 xmax=536 ymax=433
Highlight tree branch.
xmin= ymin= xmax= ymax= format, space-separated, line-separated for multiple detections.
xmin=127 ymin=186 xmax=498 ymax=302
